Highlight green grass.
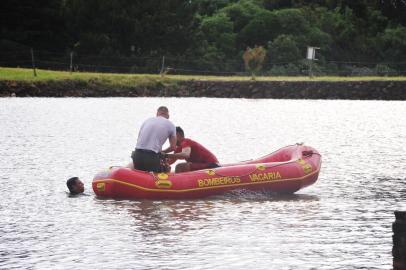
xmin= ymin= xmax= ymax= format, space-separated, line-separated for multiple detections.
xmin=0 ymin=67 xmax=172 ymax=87
xmin=1 ymin=67 xmax=406 ymax=85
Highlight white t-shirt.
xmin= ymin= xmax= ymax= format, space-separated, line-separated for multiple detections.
xmin=136 ymin=116 xmax=176 ymax=153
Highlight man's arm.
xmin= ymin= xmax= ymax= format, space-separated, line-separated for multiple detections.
xmin=162 ymin=134 xmax=177 ymax=153
xmin=166 ymin=147 xmax=191 ymax=160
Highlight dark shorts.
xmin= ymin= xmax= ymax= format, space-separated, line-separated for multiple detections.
xmin=189 ymin=162 xmax=220 ymax=171
xmin=132 ymin=149 xmax=162 ymax=172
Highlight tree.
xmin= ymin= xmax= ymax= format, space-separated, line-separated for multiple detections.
xmin=378 ymin=0 xmax=406 ymax=26
xmin=0 ymin=0 xmax=67 ymax=50
xmin=274 ymin=8 xmax=310 ymax=35
xmin=221 ymin=0 xmax=262 ymax=32
xmin=242 ymin=45 xmax=267 ymax=79
xmin=200 ymin=13 xmax=236 ymax=56
xmin=268 ymin=34 xmax=300 ymax=64
xmin=238 ymin=10 xmax=280 ymax=48
xmin=193 ymin=0 xmax=233 ymax=16
xmin=378 ymin=26 xmax=406 ymax=62
xmin=63 ymin=0 xmax=201 ymax=56
xmin=262 ymin=0 xmax=294 ymax=10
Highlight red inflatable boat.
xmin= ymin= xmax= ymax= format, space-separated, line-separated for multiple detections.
xmin=92 ymin=144 xmax=321 ymax=200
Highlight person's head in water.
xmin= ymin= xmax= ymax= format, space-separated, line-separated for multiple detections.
xmin=66 ymin=177 xmax=84 ymax=195
xmin=176 ymin=126 xmax=185 ymax=145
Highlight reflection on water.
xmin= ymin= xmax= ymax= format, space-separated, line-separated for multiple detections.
xmin=220 ymin=190 xmax=320 ymax=202
xmin=0 ymin=98 xmax=405 ymax=269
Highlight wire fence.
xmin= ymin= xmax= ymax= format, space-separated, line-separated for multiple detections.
xmin=1 ymin=48 xmax=405 ymax=77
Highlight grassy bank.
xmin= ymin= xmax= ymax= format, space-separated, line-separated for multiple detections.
xmin=1 ymin=67 xmax=406 ymax=85
xmin=1 ymin=67 xmax=405 ymax=99
xmin=0 ymin=67 xmax=175 ymax=87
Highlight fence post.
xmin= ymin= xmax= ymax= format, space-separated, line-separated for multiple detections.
xmin=393 ymin=211 xmax=406 ymax=270
xmin=160 ymin=56 xmax=165 ymax=77
xmin=70 ymin=51 xmax=73 ymax=74
xmin=30 ymin=48 xmax=37 ymax=77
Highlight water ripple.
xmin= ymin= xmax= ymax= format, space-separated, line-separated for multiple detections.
xmin=1 ymin=98 xmax=405 ymax=269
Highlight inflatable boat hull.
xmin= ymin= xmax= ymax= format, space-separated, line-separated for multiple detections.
xmin=92 ymin=144 xmax=321 ymax=200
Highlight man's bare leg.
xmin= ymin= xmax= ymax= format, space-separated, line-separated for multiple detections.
xmin=175 ymin=162 xmax=190 ymax=173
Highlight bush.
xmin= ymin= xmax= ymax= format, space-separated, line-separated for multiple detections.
xmin=243 ymin=46 xmax=267 ymax=79
xmin=351 ymin=66 xmax=374 ymax=76
xmin=375 ymin=64 xmax=397 ymax=76
xmin=269 ymin=63 xmax=301 ymax=76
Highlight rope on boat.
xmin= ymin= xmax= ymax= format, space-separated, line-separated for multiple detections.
xmin=150 ymin=144 xmax=321 ymax=179
xmin=211 ymin=149 xmax=321 ymax=178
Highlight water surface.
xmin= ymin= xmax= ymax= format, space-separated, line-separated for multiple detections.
xmin=0 ymin=98 xmax=405 ymax=269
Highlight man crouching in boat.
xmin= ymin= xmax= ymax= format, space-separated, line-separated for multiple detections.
xmin=164 ymin=126 xmax=219 ymax=173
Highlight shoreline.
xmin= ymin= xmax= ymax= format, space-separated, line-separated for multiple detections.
xmin=1 ymin=79 xmax=405 ymax=100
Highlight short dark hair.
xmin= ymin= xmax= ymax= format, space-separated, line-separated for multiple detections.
xmin=157 ymin=106 xmax=169 ymax=114
xmin=66 ymin=177 xmax=79 ymax=194
xmin=176 ymin=126 xmax=184 ymax=137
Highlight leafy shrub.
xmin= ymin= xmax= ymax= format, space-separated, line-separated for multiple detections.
xmin=243 ymin=46 xmax=267 ymax=79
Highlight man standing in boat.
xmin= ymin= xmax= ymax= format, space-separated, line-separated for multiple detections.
xmin=132 ymin=106 xmax=177 ymax=172
xmin=165 ymin=126 xmax=219 ymax=173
